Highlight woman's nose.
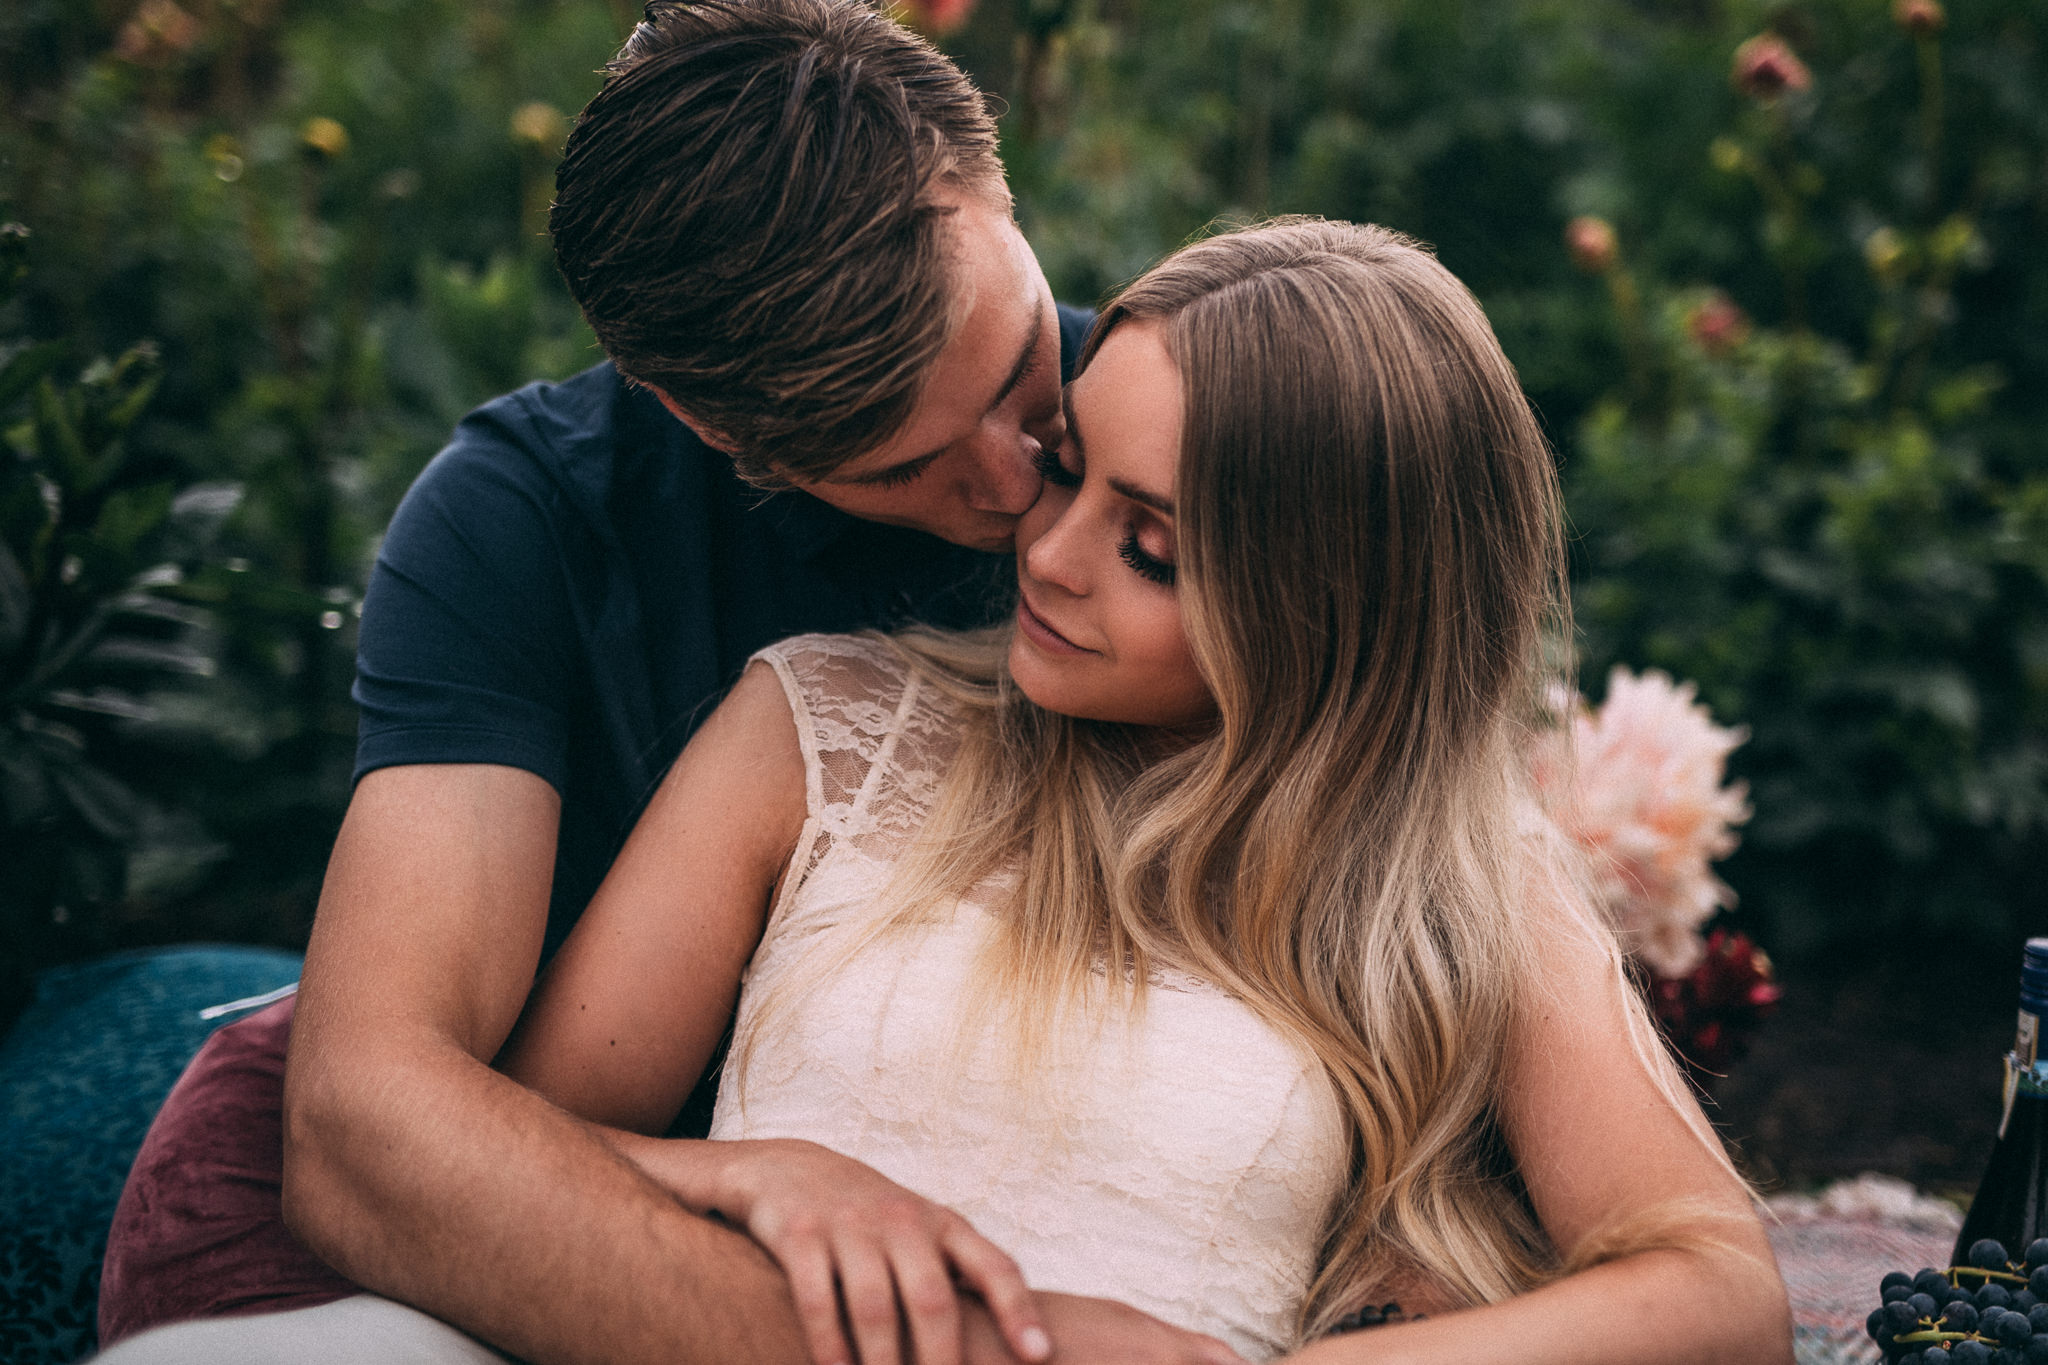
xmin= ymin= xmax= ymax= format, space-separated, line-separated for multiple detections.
xmin=1021 ymin=492 xmax=1090 ymax=596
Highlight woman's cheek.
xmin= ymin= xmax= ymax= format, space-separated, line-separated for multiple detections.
xmin=1129 ymin=596 xmax=1212 ymax=725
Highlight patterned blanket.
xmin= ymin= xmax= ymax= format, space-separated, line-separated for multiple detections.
xmin=1767 ymin=1175 xmax=1965 ymax=1365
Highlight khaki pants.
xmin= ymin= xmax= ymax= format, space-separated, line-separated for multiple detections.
xmin=88 ymin=1294 xmax=515 ymax=1365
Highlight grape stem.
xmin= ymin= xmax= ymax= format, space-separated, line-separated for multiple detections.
xmin=1893 ymin=1327 xmax=1994 ymax=1345
xmin=1947 ymin=1264 xmax=2028 ymax=1287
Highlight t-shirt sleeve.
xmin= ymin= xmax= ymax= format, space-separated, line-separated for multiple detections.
xmin=351 ymin=411 xmax=583 ymax=793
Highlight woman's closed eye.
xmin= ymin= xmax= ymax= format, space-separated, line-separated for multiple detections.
xmin=1032 ymin=442 xmax=1081 ymax=489
xmin=1033 ymin=442 xmax=1176 ymax=587
xmin=1117 ymin=532 xmax=1176 ymax=588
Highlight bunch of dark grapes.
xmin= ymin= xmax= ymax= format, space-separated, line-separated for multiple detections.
xmin=1866 ymin=1238 xmax=2048 ymax=1362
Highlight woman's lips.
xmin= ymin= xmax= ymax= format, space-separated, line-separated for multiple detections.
xmin=1017 ymin=594 xmax=1093 ymax=655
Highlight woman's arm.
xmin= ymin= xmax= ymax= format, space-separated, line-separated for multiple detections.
xmin=1287 ymin=907 xmax=1793 ymax=1365
xmin=497 ymin=660 xmax=803 ymax=1131
xmin=497 ymin=661 xmax=1057 ymax=1365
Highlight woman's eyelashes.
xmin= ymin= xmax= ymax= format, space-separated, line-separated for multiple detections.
xmin=1117 ymin=533 xmax=1177 ymax=588
xmin=1031 ymin=443 xmax=1081 ymax=489
xmin=1032 ymin=440 xmax=1175 ymax=586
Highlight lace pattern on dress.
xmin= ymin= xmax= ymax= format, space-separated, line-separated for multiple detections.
xmin=729 ymin=633 xmax=1350 ymax=1362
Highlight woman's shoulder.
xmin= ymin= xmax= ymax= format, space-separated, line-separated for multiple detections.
xmin=751 ymin=630 xmax=911 ymax=690
xmin=747 ymin=632 xmax=923 ymax=738
xmin=747 ymin=631 xmax=973 ymax=821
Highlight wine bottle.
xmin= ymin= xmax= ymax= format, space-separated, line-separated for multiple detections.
xmin=1951 ymin=937 xmax=2048 ymax=1266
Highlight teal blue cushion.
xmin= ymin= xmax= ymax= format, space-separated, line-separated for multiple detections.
xmin=0 ymin=946 xmax=302 ymax=1365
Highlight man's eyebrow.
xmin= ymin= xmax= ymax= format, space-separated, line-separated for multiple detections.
xmin=1065 ymin=385 xmax=1174 ymax=515
xmin=984 ymin=302 xmax=1045 ymax=418
xmin=835 ymin=304 xmax=1045 ymax=488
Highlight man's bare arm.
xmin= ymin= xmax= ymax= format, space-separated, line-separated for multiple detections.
xmin=281 ymin=763 xmax=818 ymax=1365
xmin=285 ymin=760 xmax=1244 ymax=1365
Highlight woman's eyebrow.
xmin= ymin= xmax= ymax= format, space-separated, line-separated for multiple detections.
xmin=1063 ymin=386 xmax=1173 ymax=514
xmin=1109 ymin=477 xmax=1174 ymax=516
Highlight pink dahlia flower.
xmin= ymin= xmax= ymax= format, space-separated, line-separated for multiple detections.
xmin=1534 ymin=669 xmax=1752 ymax=979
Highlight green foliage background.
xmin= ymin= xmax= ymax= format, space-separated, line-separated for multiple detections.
xmin=1 ymin=0 xmax=2043 ymax=1013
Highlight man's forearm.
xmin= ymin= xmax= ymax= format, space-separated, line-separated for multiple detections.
xmin=283 ymin=1034 xmax=813 ymax=1365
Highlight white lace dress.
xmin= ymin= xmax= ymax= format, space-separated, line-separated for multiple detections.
xmin=708 ymin=634 xmax=1350 ymax=1361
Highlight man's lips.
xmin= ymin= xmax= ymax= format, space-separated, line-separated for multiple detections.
xmin=1016 ymin=593 xmax=1094 ymax=655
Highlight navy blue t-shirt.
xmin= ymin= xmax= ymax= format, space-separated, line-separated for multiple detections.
xmin=354 ymin=305 xmax=1093 ymax=956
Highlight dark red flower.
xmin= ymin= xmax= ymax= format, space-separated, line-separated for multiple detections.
xmin=1647 ymin=929 xmax=1781 ymax=1088
xmin=1731 ymin=34 xmax=1812 ymax=101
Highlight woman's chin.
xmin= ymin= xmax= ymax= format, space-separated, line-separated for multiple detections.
xmin=1007 ymin=635 xmax=1070 ymax=712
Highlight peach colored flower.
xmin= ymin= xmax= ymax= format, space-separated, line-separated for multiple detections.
xmin=1565 ymin=216 xmax=1619 ymax=274
xmin=1731 ymin=34 xmax=1812 ymax=102
xmin=1532 ymin=669 xmax=1752 ymax=979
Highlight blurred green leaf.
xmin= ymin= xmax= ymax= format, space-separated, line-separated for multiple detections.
xmin=0 ymin=342 xmax=65 ymax=414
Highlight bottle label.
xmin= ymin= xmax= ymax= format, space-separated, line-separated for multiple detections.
xmin=2005 ymin=1010 xmax=2042 ymax=1141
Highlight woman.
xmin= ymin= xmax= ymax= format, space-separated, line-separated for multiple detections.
xmin=500 ymin=218 xmax=1793 ymax=1365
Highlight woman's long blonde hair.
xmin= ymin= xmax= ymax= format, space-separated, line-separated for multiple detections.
xmin=749 ymin=218 xmax=1730 ymax=1338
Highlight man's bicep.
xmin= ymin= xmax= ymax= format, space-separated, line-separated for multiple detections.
xmin=295 ymin=764 xmax=562 ymax=1069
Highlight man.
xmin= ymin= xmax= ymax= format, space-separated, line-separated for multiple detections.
xmin=95 ymin=3 xmax=1241 ymax=1363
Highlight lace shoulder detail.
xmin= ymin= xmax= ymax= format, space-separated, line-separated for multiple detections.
xmin=749 ymin=632 xmax=964 ymax=875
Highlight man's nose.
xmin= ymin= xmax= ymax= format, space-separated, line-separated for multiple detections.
xmin=964 ymin=427 xmax=1043 ymax=517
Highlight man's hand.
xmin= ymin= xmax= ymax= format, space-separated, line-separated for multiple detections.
xmin=668 ymin=1137 xmax=1051 ymax=1365
xmin=964 ymin=1293 xmax=1249 ymax=1365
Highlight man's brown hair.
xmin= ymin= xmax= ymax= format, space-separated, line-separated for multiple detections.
xmin=550 ymin=0 xmax=1006 ymax=483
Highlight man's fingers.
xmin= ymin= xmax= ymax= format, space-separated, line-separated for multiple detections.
xmin=942 ymin=1228 xmax=1048 ymax=1363
xmin=889 ymin=1244 xmax=965 ymax=1365
xmin=834 ymin=1238 xmax=903 ymax=1365
xmin=784 ymin=1242 xmax=855 ymax=1365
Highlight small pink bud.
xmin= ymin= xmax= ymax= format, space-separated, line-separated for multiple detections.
xmin=1731 ymin=34 xmax=1812 ymax=101
xmin=1564 ymin=216 xmax=1619 ymax=274
xmin=1687 ymin=292 xmax=1750 ymax=355
xmin=1894 ymin=0 xmax=1945 ymax=37
xmin=902 ymin=0 xmax=976 ymax=35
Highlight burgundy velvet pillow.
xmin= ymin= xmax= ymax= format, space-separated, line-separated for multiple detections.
xmin=98 ymin=995 xmax=359 ymax=1346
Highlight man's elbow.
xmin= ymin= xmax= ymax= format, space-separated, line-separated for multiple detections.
xmin=278 ymin=1041 xmax=368 ymax=1266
